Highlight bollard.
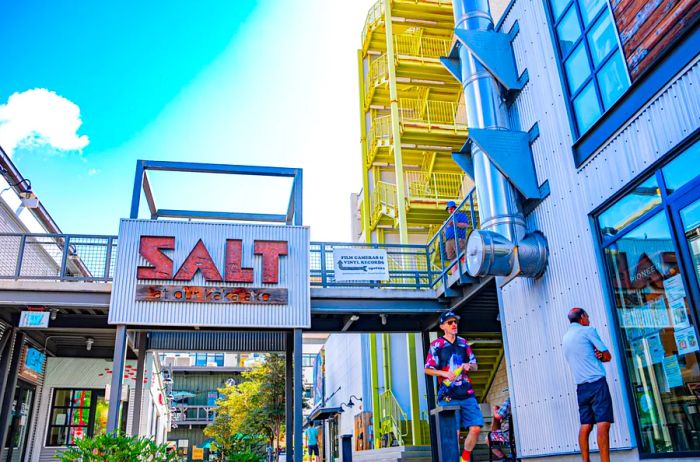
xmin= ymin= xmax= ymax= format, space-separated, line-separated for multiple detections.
xmin=430 ymin=405 xmax=460 ymax=461
xmin=340 ymin=434 xmax=353 ymax=462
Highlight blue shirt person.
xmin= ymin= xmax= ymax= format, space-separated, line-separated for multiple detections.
xmin=444 ymin=200 xmax=469 ymax=260
xmin=304 ymin=425 xmax=320 ymax=461
xmin=562 ymin=307 xmax=614 ymax=462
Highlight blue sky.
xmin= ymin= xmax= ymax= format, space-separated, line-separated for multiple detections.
xmin=0 ymin=0 xmax=375 ymax=240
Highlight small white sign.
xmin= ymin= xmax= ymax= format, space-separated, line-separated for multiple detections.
xmin=18 ymin=311 xmax=50 ymax=328
xmin=333 ymin=248 xmax=390 ymax=281
xmin=105 ymin=384 xmax=130 ymax=402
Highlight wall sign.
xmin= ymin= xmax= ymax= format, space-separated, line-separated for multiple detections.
xmin=109 ymin=220 xmax=310 ymax=328
xmin=18 ymin=311 xmax=50 ymax=328
xmin=333 ymin=248 xmax=389 ymax=281
xmin=18 ymin=346 xmax=45 ymax=384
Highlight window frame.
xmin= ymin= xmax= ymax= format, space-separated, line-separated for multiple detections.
xmin=592 ymin=131 xmax=700 ymax=458
xmin=45 ymin=388 xmax=100 ymax=447
xmin=544 ymin=0 xmax=631 ymax=138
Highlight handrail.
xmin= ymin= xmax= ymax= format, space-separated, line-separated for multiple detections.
xmin=361 ymin=0 xmax=384 ymax=47
xmin=405 ymin=171 xmax=465 ymax=201
xmin=378 ymin=389 xmax=408 ymax=447
xmin=394 ymin=31 xmax=451 ymax=59
xmin=173 ymin=404 xmax=216 ymax=423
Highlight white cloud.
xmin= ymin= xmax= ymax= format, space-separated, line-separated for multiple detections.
xmin=87 ymin=168 xmax=100 ymax=176
xmin=0 ymin=88 xmax=89 ymax=156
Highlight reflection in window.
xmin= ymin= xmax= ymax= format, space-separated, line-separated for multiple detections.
xmin=603 ymin=212 xmax=700 ymax=455
xmin=547 ymin=0 xmax=630 ymax=137
xmin=662 ymin=141 xmax=700 ymax=193
xmin=598 ymin=176 xmax=661 ymax=238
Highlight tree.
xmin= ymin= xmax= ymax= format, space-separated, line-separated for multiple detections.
xmin=205 ymin=354 xmax=287 ymax=456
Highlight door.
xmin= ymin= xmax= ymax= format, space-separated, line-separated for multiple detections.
xmin=4 ymin=382 xmax=36 ymax=462
xmin=671 ymin=184 xmax=700 ymax=326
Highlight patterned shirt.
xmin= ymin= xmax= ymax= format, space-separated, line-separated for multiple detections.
xmin=425 ymin=336 xmax=477 ymax=401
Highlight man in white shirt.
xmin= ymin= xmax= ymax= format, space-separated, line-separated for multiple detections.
xmin=562 ymin=307 xmax=613 ymax=462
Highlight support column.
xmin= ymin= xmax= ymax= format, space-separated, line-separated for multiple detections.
xmin=131 ymin=332 xmax=148 ymax=436
xmin=107 ymin=325 xmax=128 ymax=433
xmin=0 ymin=329 xmax=25 ymax=450
xmin=368 ymin=334 xmax=380 ymax=449
xmin=421 ymin=331 xmax=439 ymax=462
xmin=0 ymin=328 xmax=16 ymax=411
xmin=382 ymin=0 xmax=409 ymax=243
xmin=406 ymin=333 xmax=422 ymax=444
xmin=294 ymin=329 xmax=303 ymax=462
xmin=286 ymin=331 xmax=293 ymax=462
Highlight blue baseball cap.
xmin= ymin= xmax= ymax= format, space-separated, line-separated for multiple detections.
xmin=445 ymin=200 xmax=457 ymax=210
xmin=439 ymin=311 xmax=460 ymax=324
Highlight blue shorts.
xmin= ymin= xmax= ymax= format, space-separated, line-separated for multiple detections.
xmin=439 ymin=397 xmax=484 ymax=429
xmin=577 ymin=377 xmax=614 ymax=425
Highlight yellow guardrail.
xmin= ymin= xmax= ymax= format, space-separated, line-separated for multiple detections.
xmin=371 ymin=181 xmax=398 ymax=226
xmin=365 ymin=55 xmax=389 ymax=102
xmin=378 ymin=389 xmax=408 ymax=447
xmin=362 ymin=0 xmax=384 ymax=46
xmin=367 ymin=115 xmax=392 ymax=164
xmin=406 ymin=171 xmax=465 ymax=200
xmin=394 ymin=31 xmax=451 ymax=59
xmin=400 ymin=98 xmax=468 ymax=127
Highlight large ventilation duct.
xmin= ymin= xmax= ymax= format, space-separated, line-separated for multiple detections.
xmin=451 ymin=0 xmax=548 ymax=279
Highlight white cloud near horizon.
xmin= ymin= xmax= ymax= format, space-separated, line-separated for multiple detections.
xmin=0 ymin=88 xmax=89 ymax=156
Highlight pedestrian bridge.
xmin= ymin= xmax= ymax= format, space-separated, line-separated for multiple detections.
xmin=0 ymin=232 xmax=498 ymax=345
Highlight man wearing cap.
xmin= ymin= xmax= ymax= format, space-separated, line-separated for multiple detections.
xmin=425 ymin=311 xmax=483 ymax=462
xmin=444 ymin=200 xmax=469 ymax=261
xmin=562 ymin=307 xmax=613 ymax=462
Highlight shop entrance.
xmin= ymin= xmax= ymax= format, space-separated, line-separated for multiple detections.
xmin=3 ymin=381 xmax=35 ymax=462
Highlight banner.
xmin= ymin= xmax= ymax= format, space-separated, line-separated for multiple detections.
xmin=333 ymin=248 xmax=389 ymax=281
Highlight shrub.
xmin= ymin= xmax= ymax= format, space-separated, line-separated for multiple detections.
xmin=57 ymin=433 xmax=176 ymax=461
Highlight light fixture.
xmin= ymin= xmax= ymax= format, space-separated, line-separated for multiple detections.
xmin=85 ymin=337 xmax=94 ymax=351
xmin=380 ymin=314 xmax=387 ymax=325
xmin=19 ymin=190 xmax=39 ymax=209
xmin=50 ymin=309 xmax=58 ymax=321
xmin=163 ymin=377 xmax=174 ymax=385
xmin=347 ymin=395 xmax=362 ymax=408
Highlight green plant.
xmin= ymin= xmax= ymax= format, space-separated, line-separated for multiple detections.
xmin=57 ymin=432 xmax=176 ymax=461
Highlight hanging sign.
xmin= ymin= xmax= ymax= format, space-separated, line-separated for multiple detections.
xmin=332 ymin=248 xmax=389 ymax=281
xmin=109 ymin=219 xmax=310 ymax=328
xmin=19 ymin=311 xmax=50 ymax=328
xmin=18 ymin=346 xmax=45 ymax=384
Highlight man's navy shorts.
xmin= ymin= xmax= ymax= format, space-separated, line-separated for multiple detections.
xmin=577 ymin=377 xmax=614 ymax=424
xmin=308 ymin=445 xmax=319 ymax=456
xmin=438 ymin=397 xmax=484 ymax=429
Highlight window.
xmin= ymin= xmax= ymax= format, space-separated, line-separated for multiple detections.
xmin=195 ymin=353 xmax=224 ymax=367
xmin=546 ymin=0 xmax=630 ymax=136
xmin=46 ymin=389 xmax=127 ymax=446
xmin=596 ymin=140 xmax=700 ymax=456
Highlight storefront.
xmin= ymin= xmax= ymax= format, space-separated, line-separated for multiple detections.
xmin=595 ymin=136 xmax=700 ymax=456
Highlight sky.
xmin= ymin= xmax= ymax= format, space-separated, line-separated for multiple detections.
xmin=0 ymin=0 xmax=376 ymax=241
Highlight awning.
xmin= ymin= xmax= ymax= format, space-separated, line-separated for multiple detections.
xmin=308 ymin=406 xmax=343 ymax=421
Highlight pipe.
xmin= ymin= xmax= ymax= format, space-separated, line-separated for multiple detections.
xmin=452 ymin=0 xmax=547 ymax=278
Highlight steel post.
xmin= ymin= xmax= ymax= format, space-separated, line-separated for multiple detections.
xmin=368 ymin=333 xmax=380 ymax=449
xmin=286 ymin=331 xmax=293 ymax=462
xmin=294 ymin=329 xmax=303 ymax=462
xmin=131 ymin=332 xmax=147 ymax=436
xmin=0 ymin=330 xmax=25 ymax=450
xmin=107 ymin=325 xmax=128 ymax=432
xmin=406 ymin=333 xmax=422 ymax=444
xmin=421 ymin=330 xmax=439 ymax=461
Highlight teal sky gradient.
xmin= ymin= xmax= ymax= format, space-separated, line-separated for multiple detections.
xmin=2 ymin=0 xmax=375 ymax=240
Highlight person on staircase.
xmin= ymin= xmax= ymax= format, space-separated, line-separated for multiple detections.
xmin=425 ymin=311 xmax=484 ymax=462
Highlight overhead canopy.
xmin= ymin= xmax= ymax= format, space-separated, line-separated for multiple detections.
xmin=308 ymin=406 xmax=343 ymax=422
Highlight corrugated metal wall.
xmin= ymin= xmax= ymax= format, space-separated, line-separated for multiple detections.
xmin=496 ymin=0 xmax=700 ymax=457
xmin=109 ymin=220 xmax=310 ymax=328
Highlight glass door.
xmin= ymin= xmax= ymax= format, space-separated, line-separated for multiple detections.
xmin=4 ymin=382 xmax=36 ymax=462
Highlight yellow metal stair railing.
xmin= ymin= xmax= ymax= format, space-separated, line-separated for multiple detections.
xmin=361 ymin=0 xmax=384 ymax=51
xmin=399 ymin=97 xmax=467 ymax=129
xmin=367 ymin=115 xmax=392 ymax=165
xmin=406 ymin=171 xmax=465 ymax=201
xmin=371 ymin=181 xmax=398 ymax=226
xmin=365 ymin=55 xmax=389 ymax=109
xmin=394 ymin=29 xmax=452 ymax=60
xmin=378 ymin=389 xmax=408 ymax=447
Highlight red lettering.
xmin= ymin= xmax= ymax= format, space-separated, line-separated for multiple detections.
xmin=173 ymin=240 xmax=223 ymax=282
xmin=254 ymin=240 xmax=288 ymax=283
xmin=224 ymin=240 xmax=254 ymax=283
xmin=137 ymin=236 xmax=175 ymax=280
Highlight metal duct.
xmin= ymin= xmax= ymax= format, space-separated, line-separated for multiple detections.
xmin=452 ymin=0 xmax=548 ymax=279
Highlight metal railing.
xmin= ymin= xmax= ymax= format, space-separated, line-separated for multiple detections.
xmin=371 ymin=180 xmax=398 ymax=222
xmin=394 ymin=31 xmax=451 ymax=59
xmin=310 ymin=241 xmax=431 ymax=289
xmin=378 ymin=389 xmax=408 ymax=447
xmin=173 ymin=405 xmax=216 ymax=424
xmin=406 ymin=171 xmax=466 ymax=201
xmin=426 ymin=189 xmax=479 ymax=287
xmin=0 ymin=200 xmax=481 ymax=291
xmin=400 ymin=98 xmax=468 ymax=127
xmin=361 ymin=0 xmax=384 ymax=46
xmin=365 ymin=55 xmax=389 ymax=102
xmin=0 ymin=233 xmax=117 ymax=281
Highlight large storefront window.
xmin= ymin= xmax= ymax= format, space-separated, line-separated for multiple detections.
xmin=46 ymin=389 xmax=127 ymax=446
xmin=598 ymin=140 xmax=700 ymax=456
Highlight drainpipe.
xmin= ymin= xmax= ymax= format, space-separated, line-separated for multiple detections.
xmin=452 ymin=0 xmax=547 ymax=278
